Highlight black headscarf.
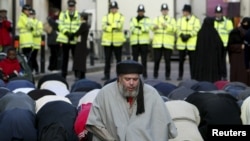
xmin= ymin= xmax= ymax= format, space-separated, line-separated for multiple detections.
xmin=240 ymin=17 xmax=250 ymax=69
xmin=241 ymin=17 xmax=250 ymax=30
xmin=193 ymin=17 xmax=224 ymax=82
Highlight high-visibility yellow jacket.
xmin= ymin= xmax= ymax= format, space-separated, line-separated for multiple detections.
xmin=101 ymin=12 xmax=125 ymax=47
xmin=129 ymin=16 xmax=151 ymax=46
xmin=32 ymin=18 xmax=43 ymax=49
xmin=17 ymin=13 xmax=33 ymax=48
xmin=56 ymin=10 xmax=81 ymax=44
xmin=152 ymin=15 xmax=176 ymax=49
xmin=214 ymin=16 xmax=234 ymax=47
xmin=176 ymin=15 xmax=201 ymax=51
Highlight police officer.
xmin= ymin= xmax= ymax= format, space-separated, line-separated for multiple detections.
xmin=129 ymin=4 xmax=151 ymax=79
xmin=29 ymin=9 xmax=43 ymax=74
xmin=214 ymin=5 xmax=233 ymax=80
xmin=152 ymin=3 xmax=176 ymax=80
xmin=176 ymin=4 xmax=201 ymax=80
xmin=56 ymin=0 xmax=81 ymax=78
xmin=101 ymin=1 xmax=125 ymax=81
xmin=17 ymin=4 xmax=33 ymax=60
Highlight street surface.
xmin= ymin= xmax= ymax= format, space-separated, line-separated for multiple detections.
xmin=35 ymin=57 xmax=192 ymax=89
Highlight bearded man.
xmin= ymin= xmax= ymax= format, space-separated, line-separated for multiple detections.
xmin=86 ymin=60 xmax=177 ymax=141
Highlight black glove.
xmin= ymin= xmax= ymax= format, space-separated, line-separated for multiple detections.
xmin=112 ymin=28 xmax=118 ymax=31
xmin=64 ymin=31 xmax=71 ymax=37
xmin=65 ymin=31 xmax=74 ymax=40
xmin=180 ymin=34 xmax=191 ymax=42
xmin=69 ymin=33 xmax=75 ymax=40
xmin=135 ymin=26 xmax=141 ymax=30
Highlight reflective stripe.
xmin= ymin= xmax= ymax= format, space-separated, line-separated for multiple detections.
xmin=56 ymin=10 xmax=80 ymax=44
xmin=152 ymin=43 xmax=174 ymax=49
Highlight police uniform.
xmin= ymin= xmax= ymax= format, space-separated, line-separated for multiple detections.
xmin=29 ymin=9 xmax=43 ymax=74
xmin=152 ymin=3 xmax=176 ymax=80
xmin=17 ymin=4 xmax=33 ymax=60
xmin=176 ymin=4 xmax=201 ymax=80
xmin=101 ymin=1 xmax=125 ymax=81
xmin=129 ymin=4 xmax=151 ymax=79
xmin=56 ymin=0 xmax=81 ymax=78
xmin=214 ymin=5 xmax=234 ymax=80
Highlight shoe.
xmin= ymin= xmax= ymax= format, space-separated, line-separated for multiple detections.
xmin=177 ymin=77 xmax=182 ymax=81
xmin=166 ymin=77 xmax=171 ymax=81
xmin=101 ymin=76 xmax=110 ymax=81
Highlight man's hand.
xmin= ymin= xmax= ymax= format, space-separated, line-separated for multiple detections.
xmin=242 ymin=44 xmax=245 ymax=49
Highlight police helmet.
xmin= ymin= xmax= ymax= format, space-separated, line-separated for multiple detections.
xmin=110 ymin=1 xmax=118 ymax=9
xmin=161 ymin=3 xmax=169 ymax=11
xmin=67 ymin=0 xmax=76 ymax=7
xmin=22 ymin=4 xmax=31 ymax=11
xmin=137 ymin=4 xmax=145 ymax=12
xmin=215 ymin=5 xmax=223 ymax=13
xmin=29 ymin=9 xmax=36 ymax=15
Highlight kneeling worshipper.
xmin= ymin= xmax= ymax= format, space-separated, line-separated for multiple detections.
xmin=27 ymin=89 xmax=56 ymax=101
xmin=36 ymin=100 xmax=78 ymax=141
xmin=71 ymin=78 xmax=102 ymax=93
xmin=165 ymin=100 xmax=203 ymax=141
xmin=0 ymin=91 xmax=37 ymax=140
xmin=37 ymin=73 xmax=69 ymax=89
xmin=35 ymin=95 xmax=71 ymax=113
xmin=74 ymin=89 xmax=100 ymax=140
xmin=0 ymin=91 xmax=35 ymax=113
xmin=240 ymin=96 xmax=250 ymax=124
xmin=185 ymin=91 xmax=242 ymax=140
xmin=5 ymin=79 xmax=36 ymax=94
xmin=86 ymin=60 xmax=177 ymax=141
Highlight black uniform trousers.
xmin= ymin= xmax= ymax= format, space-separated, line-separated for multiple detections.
xmin=29 ymin=49 xmax=39 ymax=73
xmin=48 ymin=44 xmax=62 ymax=71
xmin=61 ymin=43 xmax=75 ymax=78
xmin=153 ymin=47 xmax=172 ymax=79
xmin=178 ymin=48 xmax=195 ymax=79
xmin=103 ymin=45 xmax=122 ymax=79
xmin=22 ymin=47 xmax=33 ymax=71
xmin=132 ymin=44 xmax=148 ymax=78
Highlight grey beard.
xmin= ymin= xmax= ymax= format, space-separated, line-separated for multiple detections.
xmin=118 ymin=83 xmax=139 ymax=98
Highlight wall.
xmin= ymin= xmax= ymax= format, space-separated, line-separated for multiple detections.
xmin=1 ymin=0 xmax=249 ymax=33
xmin=241 ymin=0 xmax=250 ymax=17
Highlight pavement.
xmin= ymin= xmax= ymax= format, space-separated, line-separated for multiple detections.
xmin=34 ymin=55 xmax=105 ymax=80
